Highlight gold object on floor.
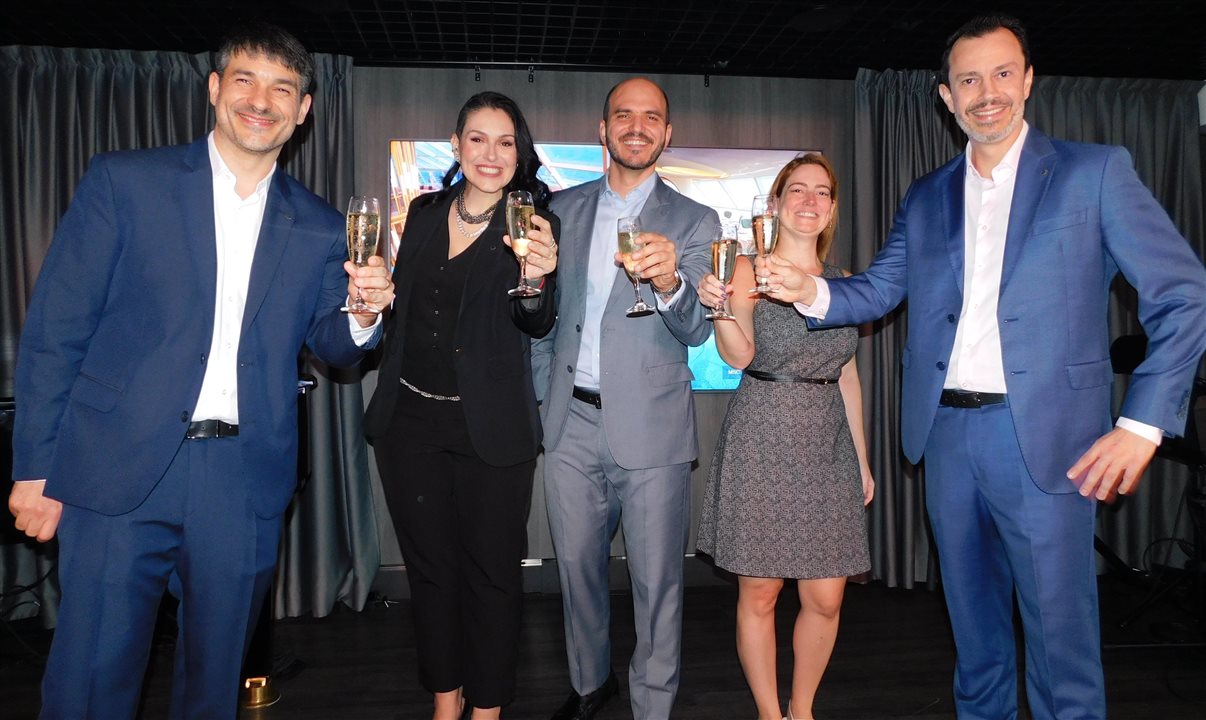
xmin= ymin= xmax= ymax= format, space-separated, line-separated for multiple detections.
xmin=242 ymin=676 xmax=281 ymax=709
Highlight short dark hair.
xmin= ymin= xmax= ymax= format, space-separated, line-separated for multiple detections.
xmin=940 ymin=13 xmax=1030 ymax=85
xmin=216 ymin=22 xmax=314 ymax=94
xmin=437 ymin=91 xmax=552 ymax=208
xmin=602 ymin=78 xmax=670 ymax=121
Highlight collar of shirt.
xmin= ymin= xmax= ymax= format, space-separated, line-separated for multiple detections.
xmin=964 ymin=120 xmax=1029 ymax=186
xmin=600 ymin=171 xmax=658 ymax=212
xmin=207 ymin=131 xmax=275 ymax=204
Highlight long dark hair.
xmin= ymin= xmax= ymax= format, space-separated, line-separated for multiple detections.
xmin=426 ymin=91 xmax=551 ymax=210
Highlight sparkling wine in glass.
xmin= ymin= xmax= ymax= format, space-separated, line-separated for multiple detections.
xmin=617 ymin=215 xmax=654 ymax=317
xmin=707 ymin=225 xmax=740 ymax=321
xmin=342 ymin=195 xmax=380 ymax=314
xmin=751 ymin=194 xmax=779 ymax=293
xmin=506 ymin=190 xmax=541 ymax=297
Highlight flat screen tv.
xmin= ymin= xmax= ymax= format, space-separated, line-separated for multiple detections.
xmin=388 ymin=140 xmax=813 ymax=391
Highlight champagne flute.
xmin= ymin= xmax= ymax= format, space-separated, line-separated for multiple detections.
xmin=707 ymin=224 xmax=739 ymax=321
xmin=751 ymin=193 xmax=779 ymax=293
xmin=342 ymin=195 xmax=380 ymax=314
xmin=617 ymin=215 xmax=654 ymax=317
xmin=505 ymin=190 xmax=541 ymax=297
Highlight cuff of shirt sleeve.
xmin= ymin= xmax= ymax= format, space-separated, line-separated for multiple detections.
xmin=655 ymin=272 xmax=686 ymax=309
xmin=793 ymin=275 xmax=831 ymax=319
xmin=348 ymin=313 xmax=382 ymax=346
xmin=1115 ymin=417 xmax=1164 ymax=446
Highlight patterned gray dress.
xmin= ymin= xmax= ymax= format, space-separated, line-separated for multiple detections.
xmin=697 ymin=264 xmax=870 ymax=579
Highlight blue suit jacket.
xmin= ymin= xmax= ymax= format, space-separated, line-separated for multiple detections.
xmin=13 ymin=137 xmax=371 ymax=518
xmin=818 ymin=128 xmax=1206 ymax=492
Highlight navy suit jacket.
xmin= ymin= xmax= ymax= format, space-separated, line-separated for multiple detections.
xmin=13 ymin=136 xmax=372 ymax=518
xmin=818 ymin=128 xmax=1206 ymax=491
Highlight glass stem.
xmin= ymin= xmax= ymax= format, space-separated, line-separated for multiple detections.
xmin=519 ymin=255 xmax=529 ymax=290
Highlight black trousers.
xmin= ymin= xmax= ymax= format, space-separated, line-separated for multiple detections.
xmin=375 ymin=394 xmax=535 ymax=709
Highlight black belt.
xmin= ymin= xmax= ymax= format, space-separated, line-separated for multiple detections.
xmin=186 ymin=419 xmax=240 ymax=439
xmin=572 ymin=386 xmax=602 ymax=409
xmin=939 ymin=389 xmax=1007 ymax=408
xmin=745 ymin=369 xmax=838 ymax=385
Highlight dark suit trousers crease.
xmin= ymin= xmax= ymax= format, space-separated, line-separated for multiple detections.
xmin=375 ymin=393 xmax=534 ymax=709
xmin=43 ymin=438 xmax=282 ymax=720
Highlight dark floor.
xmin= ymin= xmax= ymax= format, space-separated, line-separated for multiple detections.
xmin=2 ymin=572 xmax=1204 ymax=719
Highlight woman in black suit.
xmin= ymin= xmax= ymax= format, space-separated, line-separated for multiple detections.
xmin=364 ymin=91 xmax=558 ymax=720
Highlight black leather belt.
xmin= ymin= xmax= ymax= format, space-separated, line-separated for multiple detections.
xmin=939 ymin=389 xmax=1007 ymax=408
xmin=572 ymin=386 xmax=602 ymax=409
xmin=186 ymin=419 xmax=240 ymax=439
xmin=745 ymin=369 xmax=838 ymax=385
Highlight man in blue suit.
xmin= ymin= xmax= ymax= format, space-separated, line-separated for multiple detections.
xmin=6 ymin=24 xmax=393 ymax=719
xmin=757 ymin=14 xmax=1206 ymax=720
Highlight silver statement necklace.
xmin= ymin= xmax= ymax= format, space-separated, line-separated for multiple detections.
xmin=455 ymin=189 xmax=496 ymax=239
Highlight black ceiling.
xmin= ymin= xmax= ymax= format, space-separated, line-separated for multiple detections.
xmin=2 ymin=1 xmax=1203 ymax=81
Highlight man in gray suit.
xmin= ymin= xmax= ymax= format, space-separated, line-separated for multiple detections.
xmin=532 ymin=77 xmax=719 ymax=720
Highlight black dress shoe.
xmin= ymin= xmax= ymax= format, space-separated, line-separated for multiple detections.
xmin=549 ymin=671 xmax=619 ymax=720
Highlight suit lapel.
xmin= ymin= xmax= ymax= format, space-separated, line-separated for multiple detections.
xmin=390 ymin=192 xmax=448 ymax=335
xmin=940 ymin=160 xmax=966 ymax=296
xmin=1001 ymin=130 xmax=1056 ymax=291
xmin=242 ymin=172 xmax=295 ymax=334
xmin=176 ymin=140 xmax=218 ymax=333
xmin=564 ymin=184 xmax=600 ymax=323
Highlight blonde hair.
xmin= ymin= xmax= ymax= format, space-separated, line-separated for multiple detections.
xmin=769 ymin=153 xmax=839 ymax=261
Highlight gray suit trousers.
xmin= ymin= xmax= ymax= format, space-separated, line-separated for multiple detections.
xmin=544 ymin=398 xmax=692 ymax=720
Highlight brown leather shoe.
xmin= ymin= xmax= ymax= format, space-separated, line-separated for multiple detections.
xmin=549 ymin=671 xmax=619 ymax=720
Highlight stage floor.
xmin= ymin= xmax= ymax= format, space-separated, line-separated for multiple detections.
xmin=2 ymin=573 xmax=1203 ymax=719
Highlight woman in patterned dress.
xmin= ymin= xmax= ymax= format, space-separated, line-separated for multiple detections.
xmin=696 ymin=153 xmax=874 ymax=720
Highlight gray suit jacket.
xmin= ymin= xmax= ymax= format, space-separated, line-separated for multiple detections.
xmin=532 ymin=177 xmax=720 ymax=470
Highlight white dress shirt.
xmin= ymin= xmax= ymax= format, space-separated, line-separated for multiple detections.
xmin=193 ymin=133 xmax=377 ymax=424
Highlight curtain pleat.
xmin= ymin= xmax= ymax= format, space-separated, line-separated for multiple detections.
xmin=853 ymin=68 xmax=962 ymax=588
xmin=273 ymin=54 xmax=382 ymax=619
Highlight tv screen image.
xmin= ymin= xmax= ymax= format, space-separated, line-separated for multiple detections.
xmin=389 ymin=140 xmax=814 ymax=391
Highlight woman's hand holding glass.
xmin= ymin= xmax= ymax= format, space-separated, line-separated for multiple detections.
xmin=697 ymin=272 xmax=731 ymax=311
xmin=504 ymin=212 xmax=558 ymax=284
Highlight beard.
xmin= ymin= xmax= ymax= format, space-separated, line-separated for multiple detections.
xmin=605 ymin=130 xmax=666 ymax=171
xmin=954 ymin=98 xmax=1024 ymax=145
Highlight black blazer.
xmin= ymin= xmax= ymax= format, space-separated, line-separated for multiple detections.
xmin=364 ymin=184 xmax=558 ymax=467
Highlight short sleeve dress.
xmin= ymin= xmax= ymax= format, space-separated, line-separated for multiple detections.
xmin=697 ymin=263 xmax=870 ymax=579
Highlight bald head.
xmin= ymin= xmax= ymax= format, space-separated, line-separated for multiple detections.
xmin=603 ymin=77 xmax=670 ymax=121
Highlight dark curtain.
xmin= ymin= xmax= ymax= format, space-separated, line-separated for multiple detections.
xmin=852 ymin=68 xmax=961 ymax=588
xmin=852 ymin=67 xmax=1206 ymax=585
xmin=0 ymin=46 xmax=379 ymax=625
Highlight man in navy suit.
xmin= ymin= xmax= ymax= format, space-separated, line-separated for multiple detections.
xmin=7 ymin=23 xmax=393 ymax=719
xmin=757 ymin=14 xmax=1206 ymax=720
